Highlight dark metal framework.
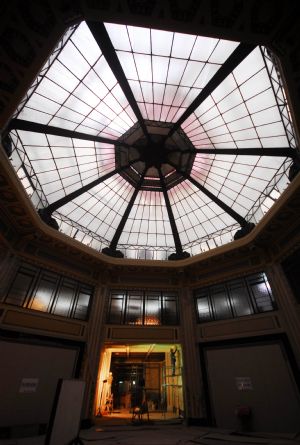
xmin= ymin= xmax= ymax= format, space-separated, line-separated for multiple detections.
xmin=7 ymin=20 xmax=300 ymax=260
xmin=166 ymin=43 xmax=257 ymax=139
xmin=13 ymin=25 xmax=78 ymax=119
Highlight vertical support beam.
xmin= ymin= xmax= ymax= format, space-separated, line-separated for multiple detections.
xmin=102 ymin=168 xmax=147 ymax=258
xmin=158 ymin=168 xmax=190 ymax=260
xmin=87 ymin=21 xmax=152 ymax=144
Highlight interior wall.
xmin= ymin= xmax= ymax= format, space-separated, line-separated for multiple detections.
xmin=0 ymin=340 xmax=79 ymax=427
xmin=204 ymin=340 xmax=300 ymax=432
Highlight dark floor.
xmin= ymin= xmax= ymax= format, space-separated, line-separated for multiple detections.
xmin=1 ymin=414 xmax=300 ymax=445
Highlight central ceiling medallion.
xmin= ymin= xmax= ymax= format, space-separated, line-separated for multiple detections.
xmin=116 ymin=120 xmax=196 ymax=191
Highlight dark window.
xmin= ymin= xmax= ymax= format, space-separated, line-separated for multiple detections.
xmin=52 ymin=278 xmax=76 ymax=317
xmin=108 ymin=291 xmax=126 ymax=324
xmin=195 ymin=272 xmax=275 ymax=323
xmin=125 ymin=291 xmax=143 ymax=325
xmin=281 ymin=249 xmax=300 ymax=303
xmin=73 ymin=286 xmax=93 ymax=320
xmin=28 ymin=271 xmax=59 ymax=312
xmin=247 ymin=274 xmax=274 ymax=312
xmin=107 ymin=290 xmax=179 ymax=326
xmin=162 ymin=293 xmax=178 ymax=325
xmin=6 ymin=265 xmax=36 ymax=307
xmin=195 ymin=292 xmax=212 ymax=323
xmin=4 ymin=262 xmax=93 ymax=320
xmin=210 ymin=284 xmax=233 ymax=320
xmin=145 ymin=292 xmax=161 ymax=325
xmin=228 ymin=279 xmax=253 ymax=317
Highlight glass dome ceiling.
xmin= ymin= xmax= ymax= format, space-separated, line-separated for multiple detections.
xmin=7 ymin=21 xmax=298 ymax=260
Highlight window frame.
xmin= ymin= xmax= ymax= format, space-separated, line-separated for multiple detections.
xmin=4 ymin=262 xmax=93 ymax=321
xmin=106 ymin=289 xmax=179 ymax=326
xmin=194 ymin=272 xmax=276 ymax=324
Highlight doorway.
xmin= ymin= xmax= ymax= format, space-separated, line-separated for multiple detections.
xmin=95 ymin=343 xmax=184 ymax=420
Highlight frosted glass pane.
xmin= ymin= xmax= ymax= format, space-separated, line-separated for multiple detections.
xmin=96 ymin=100 xmax=117 ymax=119
xmin=73 ymin=83 xmax=99 ymax=107
xmin=218 ymin=89 xmax=243 ymax=113
xmin=151 ymin=29 xmax=173 ymax=56
xmin=71 ymin=22 xmax=101 ymax=65
xmin=64 ymin=95 xmax=92 ymax=115
xmin=261 ymin=136 xmax=288 ymax=147
xmin=117 ymin=51 xmax=138 ymax=80
xmin=197 ymin=106 xmax=219 ymax=125
xmin=153 ymin=83 xmax=165 ymax=103
xmin=56 ymin=107 xmax=83 ymax=124
xmin=87 ymin=110 xmax=108 ymax=127
xmin=152 ymin=56 xmax=169 ymax=83
xmin=48 ymin=61 xmax=79 ymax=92
xmin=172 ymin=87 xmax=190 ymax=107
xmin=194 ymin=64 xmax=220 ymax=88
xmin=256 ymin=122 xmax=284 ymax=138
xmin=234 ymin=47 xmax=264 ymax=84
xmin=209 ymin=40 xmax=239 ymax=64
xmin=104 ymin=94 xmax=122 ymax=114
xmin=58 ymin=41 xmax=90 ymax=79
xmin=120 ymin=108 xmax=135 ymax=126
xmin=227 ymin=116 xmax=253 ymax=132
xmin=112 ymin=84 xmax=129 ymax=108
xmin=83 ymin=70 xmax=108 ymax=99
xmin=135 ymin=54 xmax=152 ymax=82
xmin=128 ymin=80 xmax=143 ymax=101
xmin=251 ymin=106 xmax=281 ymax=126
xmin=163 ymin=85 xmax=177 ymax=106
xmin=222 ymin=103 xmax=248 ymax=123
xmin=181 ymin=88 xmax=201 ymax=107
xmin=167 ymin=58 xmax=187 ymax=85
xmin=171 ymin=33 xmax=196 ymax=58
xmin=36 ymin=78 xmax=70 ymax=103
xmin=105 ymin=23 xmax=131 ymax=50
xmin=141 ymin=82 xmax=153 ymax=102
xmin=27 ymin=95 xmax=61 ymax=115
xmin=94 ymin=57 xmax=117 ymax=88
xmin=17 ymin=106 xmax=49 ymax=123
xmin=181 ymin=61 xmax=204 ymax=87
xmin=240 ymin=69 xmax=271 ymax=101
xmin=204 ymin=116 xmax=224 ymax=131
xmin=191 ymin=36 xmax=218 ymax=61
xmin=49 ymin=117 xmax=78 ymax=130
xmin=128 ymin=26 xmax=151 ymax=53
xmin=246 ymin=89 xmax=276 ymax=113
xmin=212 ymin=74 xmax=237 ymax=102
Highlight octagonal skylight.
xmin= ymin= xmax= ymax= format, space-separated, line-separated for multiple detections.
xmin=6 ymin=20 xmax=298 ymax=260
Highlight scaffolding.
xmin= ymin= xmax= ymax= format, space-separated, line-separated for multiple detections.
xmin=161 ymin=365 xmax=183 ymax=417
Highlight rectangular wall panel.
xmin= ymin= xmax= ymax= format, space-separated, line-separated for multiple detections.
xmin=204 ymin=340 xmax=300 ymax=432
xmin=0 ymin=340 xmax=79 ymax=427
